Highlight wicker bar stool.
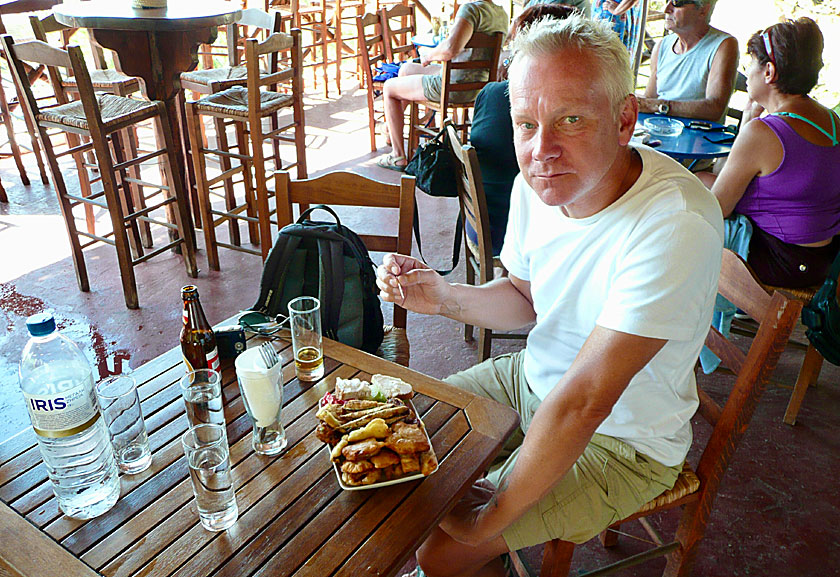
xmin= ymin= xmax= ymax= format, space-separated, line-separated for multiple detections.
xmin=30 ymin=13 xmax=148 ymax=242
xmin=2 ymin=35 xmax=198 ymax=309
xmin=185 ymin=30 xmax=306 ymax=269
xmin=181 ymin=8 xmax=285 ymax=243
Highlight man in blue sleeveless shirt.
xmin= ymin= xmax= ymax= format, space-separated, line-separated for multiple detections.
xmin=638 ymin=0 xmax=738 ymax=122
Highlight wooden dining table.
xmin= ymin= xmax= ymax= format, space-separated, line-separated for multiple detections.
xmin=53 ymin=1 xmax=243 ymax=226
xmin=0 ymin=329 xmax=520 ymax=577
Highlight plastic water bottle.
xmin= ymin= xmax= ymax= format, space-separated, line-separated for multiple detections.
xmin=18 ymin=313 xmax=120 ymax=519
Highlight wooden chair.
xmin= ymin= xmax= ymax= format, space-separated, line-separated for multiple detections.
xmin=272 ymin=0 xmax=331 ymax=96
xmin=274 ymin=169 xmax=415 ymax=366
xmin=30 ymin=13 xmax=149 ymax=240
xmin=447 ymin=125 xmax=525 ymax=362
xmin=2 ymin=35 xmax=198 ymax=309
xmin=510 ymin=249 xmax=802 ymax=577
xmin=328 ymin=0 xmax=365 ymax=94
xmin=356 ymin=11 xmax=387 ymax=152
xmin=407 ymin=31 xmax=503 ymax=157
xmin=380 ymin=2 xmax=417 ymax=64
xmin=185 ymin=30 xmax=307 ymax=269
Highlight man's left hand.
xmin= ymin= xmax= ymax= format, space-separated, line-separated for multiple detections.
xmin=439 ymin=478 xmax=501 ymax=546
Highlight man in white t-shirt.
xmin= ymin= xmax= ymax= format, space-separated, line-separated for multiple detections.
xmin=376 ymin=15 xmax=723 ymax=577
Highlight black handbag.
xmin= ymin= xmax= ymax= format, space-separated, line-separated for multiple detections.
xmin=405 ymin=125 xmax=459 ymax=198
xmin=801 ymin=252 xmax=840 ymax=365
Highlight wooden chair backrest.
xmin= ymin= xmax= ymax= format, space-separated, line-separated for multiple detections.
xmin=438 ymin=31 xmax=503 ymax=111
xmin=226 ymin=8 xmax=283 ymax=65
xmin=30 ymin=13 xmax=108 ymax=70
xmin=380 ymin=3 xmax=416 ymax=62
xmin=2 ymin=36 xmax=105 ymax=137
xmin=273 ymin=170 xmax=416 ymax=328
xmin=356 ymin=12 xmax=386 ymax=86
xmin=691 ymin=250 xmax=800 ymax=521
xmin=446 ymin=124 xmax=493 ymax=281
xmin=725 ymin=71 xmax=749 ymax=130
xmin=244 ymin=29 xmax=302 ymax=120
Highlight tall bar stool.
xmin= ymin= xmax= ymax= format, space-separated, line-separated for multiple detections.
xmin=328 ymin=0 xmax=365 ymax=94
xmin=181 ymin=9 xmax=285 ymax=242
xmin=30 ymin=13 xmax=148 ymax=241
xmin=2 ymin=35 xmax=198 ymax=309
xmin=185 ymin=30 xmax=307 ymax=269
xmin=272 ymin=0 xmax=331 ymax=96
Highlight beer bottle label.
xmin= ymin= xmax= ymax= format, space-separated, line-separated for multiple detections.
xmin=23 ymin=374 xmax=99 ymax=438
xmin=183 ymin=348 xmax=220 ymax=372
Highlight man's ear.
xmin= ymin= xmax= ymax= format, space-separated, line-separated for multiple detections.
xmin=618 ymin=94 xmax=639 ymax=146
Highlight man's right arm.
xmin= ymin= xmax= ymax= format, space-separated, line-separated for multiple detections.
xmin=376 ymin=254 xmax=536 ymax=331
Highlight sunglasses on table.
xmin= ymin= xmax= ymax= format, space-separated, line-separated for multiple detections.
xmin=238 ymin=311 xmax=289 ymax=339
xmin=668 ymin=0 xmax=699 ymax=7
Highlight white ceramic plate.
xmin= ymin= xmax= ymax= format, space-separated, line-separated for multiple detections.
xmin=330 ymin=401 xmax=439 ymax=491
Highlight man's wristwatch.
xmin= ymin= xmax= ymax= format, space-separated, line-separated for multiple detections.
xmin=657 ymin=101 xmax=670 ymax=115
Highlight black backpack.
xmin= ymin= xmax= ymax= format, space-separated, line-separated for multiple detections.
xmin=251 ymin=205 xmax=384 ymax=354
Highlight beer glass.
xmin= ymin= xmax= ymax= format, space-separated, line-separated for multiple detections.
xmin=288 ymin=296 xmax=324 ymax=382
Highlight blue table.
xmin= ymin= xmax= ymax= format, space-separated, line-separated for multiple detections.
xmin=635 ymin=113 xmax=735 ymax=168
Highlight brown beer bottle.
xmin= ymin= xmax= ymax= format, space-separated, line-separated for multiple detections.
xmin=180 ymin=285 xmax=220 ymax=372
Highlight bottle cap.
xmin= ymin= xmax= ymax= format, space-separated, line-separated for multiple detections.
xmin=26 ymin=312 xmax=56 ymax=337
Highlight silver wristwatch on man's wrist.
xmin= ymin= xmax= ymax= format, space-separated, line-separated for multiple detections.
xmin=657 ymin=101 xmax=670 ymax=115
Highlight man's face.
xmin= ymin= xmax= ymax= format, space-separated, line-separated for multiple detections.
xmin=663 ymin=1 xmax=708 ymax=34
xmin=508 ymin=49 xmax=635 ymax=217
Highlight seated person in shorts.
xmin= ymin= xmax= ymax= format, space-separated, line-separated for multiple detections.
xmin=377 ymin=0 xmax=508 ymax=171
xmin=698 ymin=18 xmax=840 ymax=288
xmin=638 ymin=0 xmax=738 ymax=122
xmin=377 ymin=15 xmax=724 ymax=577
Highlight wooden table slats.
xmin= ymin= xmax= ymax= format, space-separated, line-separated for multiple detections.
xmin=0 ymin=331 xmax=519 ymax=577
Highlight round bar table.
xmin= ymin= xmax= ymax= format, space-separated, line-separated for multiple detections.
xmin=636 ymin=113 xmax=735 ymax=170
xmin=54 ymin=1 xmax=242 ymax=226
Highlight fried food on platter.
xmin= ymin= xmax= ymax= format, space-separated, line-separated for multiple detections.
xmin=317 ymin=421 xmax=342 ymax=445
xmin=330 ymin=437 xmax=349 ymax=461
xmin=341 ymin=469 xmax=382 ymax=486
xmin=420 ymin=451 xmax=438 ymax=476
xmin=347 ymin=418 xmax=390 ymax=442
xmin=385 ymin=422 xmax=431 ymax=455
xmin=342 ymin=438 xmax=385 ymax=461
xmin=399 ymin=453 xmax=421 ymax=474
xmin=341 ymin=459 xmax=375 ymax=474
xmin=369 ymin=448 xmax=400 ymax=469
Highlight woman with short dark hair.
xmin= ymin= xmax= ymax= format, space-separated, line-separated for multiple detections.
xmin=700 ymin=17 xmax=840 ymax=287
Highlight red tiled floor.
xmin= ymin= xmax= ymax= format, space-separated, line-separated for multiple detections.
xmin=1 ymin=80 xmax=838 ymax=577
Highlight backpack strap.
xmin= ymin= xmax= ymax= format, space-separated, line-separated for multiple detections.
xmin=316 ymin=236 xmax=345 ymax=341
xmin=299 ymin=204 xmax=342 ymax=226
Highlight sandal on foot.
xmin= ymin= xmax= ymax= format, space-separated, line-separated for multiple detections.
xmin=377 ymin=153 xmax=407 ymax=172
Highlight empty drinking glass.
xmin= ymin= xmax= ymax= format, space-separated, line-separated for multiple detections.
xmin=180 ymin=369 xmax=225 ymax=426
xmin=181 ymin=423 xmax=238 ymax=531
xmin=95 ymin=375 xmax=152 ymax=475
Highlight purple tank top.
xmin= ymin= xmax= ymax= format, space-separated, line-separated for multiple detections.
xmin=734 ymin=114 xmax=840 ymax=244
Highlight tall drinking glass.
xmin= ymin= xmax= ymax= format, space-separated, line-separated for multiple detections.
xmin=235 ymin=347 xmax=287 ymax=455
xmin=181 ymin=423 xmax=238 ymax=531
xmin=95 ymin=375 xmax=152 ymax=474
xmin=288 ymin=296 xmax=324 ymax=382
xmin=179 ymin=369 xmax=225 ymax=426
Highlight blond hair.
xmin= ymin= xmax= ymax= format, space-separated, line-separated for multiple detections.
xmin=509 ymin=14 xmax=633 ymax=117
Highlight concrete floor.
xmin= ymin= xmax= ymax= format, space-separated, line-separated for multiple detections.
xmin=1 ymin=78 xmax=838 ymax=577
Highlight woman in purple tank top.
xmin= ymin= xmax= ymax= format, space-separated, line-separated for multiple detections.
xmin=698 ymin=18 xmax=840 ymax=288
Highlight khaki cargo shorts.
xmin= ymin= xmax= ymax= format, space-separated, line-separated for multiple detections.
xmin=444 ymin=351 xmax=682 ymax=550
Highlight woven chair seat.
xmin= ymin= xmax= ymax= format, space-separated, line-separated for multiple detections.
xmin=37 ymin=94 xmax=157 ymax=131
xmin=377 ymin=325 xmax=409 ymax=367
xmin=760 ymin=282 xmax=819 ymax=304
xmin=637 ymin=462 xmax=700 ymax=514
xmin=181 ymin=65 xmax=256 ymax=90
xmin=193 ymin=85 xmax=293 ymax=118
xmin=63 ymin=69 xmax=138 ymax=89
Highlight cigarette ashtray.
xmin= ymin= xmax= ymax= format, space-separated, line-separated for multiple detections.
xmin=643 ymin=116 xmax=684 ymax=137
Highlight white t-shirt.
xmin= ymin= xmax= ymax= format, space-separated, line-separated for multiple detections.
xmin=500 ymin=146 xmax=724 ymax=466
